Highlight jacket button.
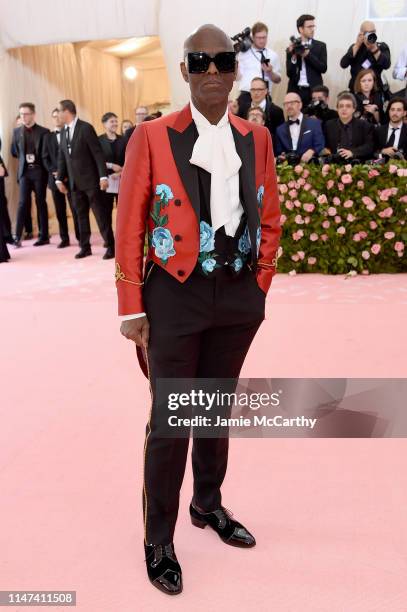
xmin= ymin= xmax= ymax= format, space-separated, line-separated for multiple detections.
xmin=174 ymin=199 xmax=181 ymax=206
xmin=174 ymin=234 xmax=182 ymax=241
xmin=177 ymin=269 xmax=185 ymax=276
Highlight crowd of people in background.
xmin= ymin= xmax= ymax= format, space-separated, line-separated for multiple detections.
xmin=0 ymin=13 xmax=406 ymax=263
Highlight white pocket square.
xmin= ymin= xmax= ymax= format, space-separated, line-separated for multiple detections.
xmin=303 ymin=130 xmax=311 ymax=135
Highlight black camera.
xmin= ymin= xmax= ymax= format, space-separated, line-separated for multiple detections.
xmin=231 ymin=27 xmax=252 ymax=53
xmin=364 ymin=31 xmax=377 ymax=44
xmin=303 ymin=99 xmax=328 ymax=118
xmin=288 ymin=35 xmax=310 ymax=55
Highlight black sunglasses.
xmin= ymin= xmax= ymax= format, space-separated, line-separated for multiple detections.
xmin=187 ymin=52 xmax=236 ymax=74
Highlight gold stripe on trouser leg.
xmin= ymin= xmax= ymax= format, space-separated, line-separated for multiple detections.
xmin=142 ymin=346 xmax=153 ymax=545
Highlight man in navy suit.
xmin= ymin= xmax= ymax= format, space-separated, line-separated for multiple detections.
xmin=275 ymin=92 xmax=325 ymax=162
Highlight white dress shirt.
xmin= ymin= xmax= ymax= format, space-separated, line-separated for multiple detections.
xmin=289 ymin=112 xmax=303 ymax=150
xmin=386 ymin=122 xmax=403 ymax=149
xmin=120 ymin=99 xmax=243 ymax=321
xmin=393 ymin=44 xmax=407 ymax=81
xmin=237 ymin=46 xmax=281 ymax=94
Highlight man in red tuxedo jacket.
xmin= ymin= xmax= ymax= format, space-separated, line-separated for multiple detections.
xmin=115 ymin=24 xmax=281 ymax=595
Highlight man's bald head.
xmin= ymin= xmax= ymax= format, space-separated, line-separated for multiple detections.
xmin=360 ymin=20 xmax=376 ymax=33
xmin=183 ymin=24 xmax=233 ymax=57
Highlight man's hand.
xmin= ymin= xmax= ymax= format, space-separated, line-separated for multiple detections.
xmin=301 ymin=149 xmax=315 ymax=163
xmin=100 ymin=178 xmax=109 ymax=191
xmin=120 ymin=316 xmax=150 ymax=347
xmin=56 ymin=182 xmax=68 ymax=194
xmin=0 ymin=165 xmax=5 ymax=177
xmin=381 ymin=146 xmax=397 ymax=157
xmin=300 ymin=48 xmax=310 ymax=58
xmin=353 ymin=32 xmax=364 ymax=55
xmin=338 ymin=148 xmax=353 ymax=159
xmin=111 ymin=163 xmax=122 ymax=173
xmin=261 ymin=62 xmax=273 ymax=73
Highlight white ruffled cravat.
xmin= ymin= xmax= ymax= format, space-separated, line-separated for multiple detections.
xmin=189 ymin=101 xmax=243 ymax=236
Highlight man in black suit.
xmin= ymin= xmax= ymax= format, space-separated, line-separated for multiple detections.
xmin=42 ymin=108 xmax=80 ymax=248
xmin=305 ymin=85 xmax=338 ymax=129
xmin=98 ymin=112 xmax=126 ymax=240
xmin=374 ymin=97 xmax=407 ymax=159
xmin=11 ymin=102 xmax=50 ymax=247
xmin=55 ymin=99 xmax=114 ymax=260
xmin=0 ymin=138 xmax=13 ymax=245
xmin=324 ymin=92 xmax=375 ymax=162
xmin=286 ymin=14 xmax=327 ymax=107
xmin=340 ymin=21 xmax=391 ymax=93
xmin=249 ymin=77 xmax=284 ymax=150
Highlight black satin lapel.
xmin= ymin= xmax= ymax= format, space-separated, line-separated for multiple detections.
xmin=167 ymin=122 xmax=200 ymax=223
xmin=285 ymin=123 xmax=293 ymax=150
xmin=231 ymin=125 xmax=259 ymax=263
xmin=297 ymin=118 xmax=307 ymax=151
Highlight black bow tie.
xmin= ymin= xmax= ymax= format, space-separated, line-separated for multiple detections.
xmin=55 ymin=130 xmax=60 ymax=134
xmin=288 ymin=119 xmax=300 ymax=126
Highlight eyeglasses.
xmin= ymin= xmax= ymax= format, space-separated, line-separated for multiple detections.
xmin=250 ymin=88 xmax=267 ymax=93
xmin=186 ymin=52 xmax=236 ymax=74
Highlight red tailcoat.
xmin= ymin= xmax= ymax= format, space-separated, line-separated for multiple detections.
xmin=115 ymin=104 xmax=281 ymax=316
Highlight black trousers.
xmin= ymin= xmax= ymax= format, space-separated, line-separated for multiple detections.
xmin=101 ymin=191 xmax=116 ymax=243
xmin=71 ymin=186 xmax=114 ymax=249
xmin=15 ymin=167 xmax=49 ymax=241
xmin=142 ymin=264 xmax=265 ymax=545
xmin=0 ymin=178 xmax=12 ymax=242
xmin=51 ymin=188 xmax=80 ymax=242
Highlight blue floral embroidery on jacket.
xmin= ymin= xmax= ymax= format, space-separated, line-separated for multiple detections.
xmin=232 ymin=256 xmax=243 ymax=272
xmin=256 ymin=226 xmax=261 ymax=256
xmin=199 ymin=221 xmax=215 ymax=252
xmin=155 ymin=184 xmax=174 ymax=205
xmin=238 ymin=225 xmax=251 ymax=255
xmin=151 ymin=227 xmax=176 ymax=263
xmin=257 ymin=185 xmax=264 ymax=208
xmin=202 ymin=257 xmax=218 ymax=274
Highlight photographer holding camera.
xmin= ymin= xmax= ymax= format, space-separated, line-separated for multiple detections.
xmin=286 ymin=14 xmax=327 ymax=107
xmin=353 ymin=69 xmax=385 ymax=125
xmin=236 ymin=21 xmax=282 ymax=119
xmin=340 ymin=21 xmax=391 ymax=94
xmin=304 ymin=85 xmax=338 ymax=128
xmin=374 ymin=97 xmax=407 ymax=160
xmin=324 ymin=92 xmax=375 ymax=163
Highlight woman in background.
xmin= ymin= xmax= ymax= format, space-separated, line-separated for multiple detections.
xmin=354 ymin=69 xmax=385 ymax=125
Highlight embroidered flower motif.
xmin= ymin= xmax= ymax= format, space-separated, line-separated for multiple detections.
xmin=238 ymin=225 xmax=251 ymax=255
xmin=201 ymin=257 xmax=218 ymax=274
xmin=232 ymin=256 xmax=243 ymax=272
xmin=257 ymin=185 xmax=264 ymax=208
xmin=155 ymin=183 xmax=174 ymax=205
xmin=151 ymin=227 xmax=176 ymax=264
xmin=199 ymin=221 xmax=215 ymax=253
xmin=256 ymin=226 xmax=261 ymax=256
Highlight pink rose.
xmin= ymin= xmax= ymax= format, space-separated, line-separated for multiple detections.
xmin=307 ymin=256 xmax=317 ymax=265
xmin=320 ymin=234 xmax=328 ymax=242
xmin=391 ymin=188 xmax=398 ymax=195
xmin=302 ymin=169 xmax=310 ymax=178
xmin=321 ymin=164 xmax=330 ymax=176
xmin=399 ymin=196 xmax=407 ymax=203
xmin=359 ymin=231 xmax=368 ymax=239
xmin=362 ymin=196 xmax=374 ymax=207
xmin=384 ymin=231 xmax=395 ymax=239
xmin=338 ymin=183 xmax=345 ymax=191
xmin=311 ymin=189 xmax=318 ymax=197
xmin=294 ymin=165 xmax=303 ymax=174
xmin=397 ymin=168 xmax=407 ymax=177
xmin=347 ymin=214 xmax=355 ymax=222
xmin=337 ymin=226 xmax=346 ymax=235
xmin=304 ymin=216 xmax=311 ymax=224
xmin=279 ymin=195 xmax=285 ymax=202
xmin=362 ymin=250 xmax=370 ymax=260
xmin=288 ymin=189 xmax=298 ymax=198
xmin=291 ymin=254 xmax=300 ymax=262
xmin=327 ymin=206 xmax=337 ymax=216
xmin=389 ymin=164 xmax=398 ymax=174
xmin=369 ymin=221 xmax=377 ymax=230
xmin=280 ymin=214 xmax=287 ymax=224
xmin=294 ymin=199 xmax=302 ymax=208
xmin=297 ymin=177 xmax=306 ymax=186
xmin=371 ymin=244 xmax=381 ymax=255
xmin=322 ymin=220 xmax=330 ymax=229
xmin=288 ymin=181 xmax=295 ymax=188
xmin=368 ymin=169 xmax=380 ymax=178
xmin=303 ymin=183 xmax=311 ymax=191
xmin=285 ymin=200 xmax=294 ymax=210
xmin=317 ymin=194 xmax=328 ymax=204
xmin=279 ymin=184 xmax=288 ymax=194
xmin=334 ymin=215 xmax=342 ymax=223
xmin=295 ymin=214 xmax=304 ymax=224
xmin=394 ymin=242 xmax=404 ymax=252
xmin=303 ymin=203 xmax=315 ymax=213
xmin=341 ymin=173 xmax=352 ymax=184
xmin=353 ymin=234 xmax=361 ymax=242
xmin=297 ymin=251 xmax=305 ymax=260
xmin=379 ymin=189 xmax=392 ymax=201
xmin=378 ymin=207 xmax=393 ymax=218
xmin=292 ymin=230 xmax=304 ymax=241
xmin=326 ymin=179 xmax=335 ymax=190
xmin=357 ymin=180 xmax=364 ymax=189
xmin=310 ymin=233 xmax=319 ymax=241
xmin=333 ymin=197 xmax=341 ymax=206
xmin=343 ymin=200 xmax=353 ymax=208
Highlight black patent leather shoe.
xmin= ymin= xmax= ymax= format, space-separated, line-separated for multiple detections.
xmin=57 ymin=239 xmax=70 ymax=248
xmin=102 ymin=246 xmax=115 ymax=260
xmin=33 ymin=239 xmax=50 ymax=246
xmin=75 ymin=247 xmax=92 ymax=259
xmin=190 ymin=503 xmax=256 ymax=547
xmin=144 ymin=542 xmax=183 ymax=595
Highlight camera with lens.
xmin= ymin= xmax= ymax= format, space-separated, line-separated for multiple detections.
xmin=231 ymin=27 xmax=252 ymax=53
xmin=364 ymin=31 xmax=377 ymax=44
xmin=277 ymin=150 xmax=301 ymax=166
xmin=288 ymin=35 xmax=310 ymax=56
xmin=303 ymin=99 xmax=328 ymax=119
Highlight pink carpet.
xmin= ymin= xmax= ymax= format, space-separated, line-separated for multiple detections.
xmin=1 ymin=235 xmax=406 ymax=611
